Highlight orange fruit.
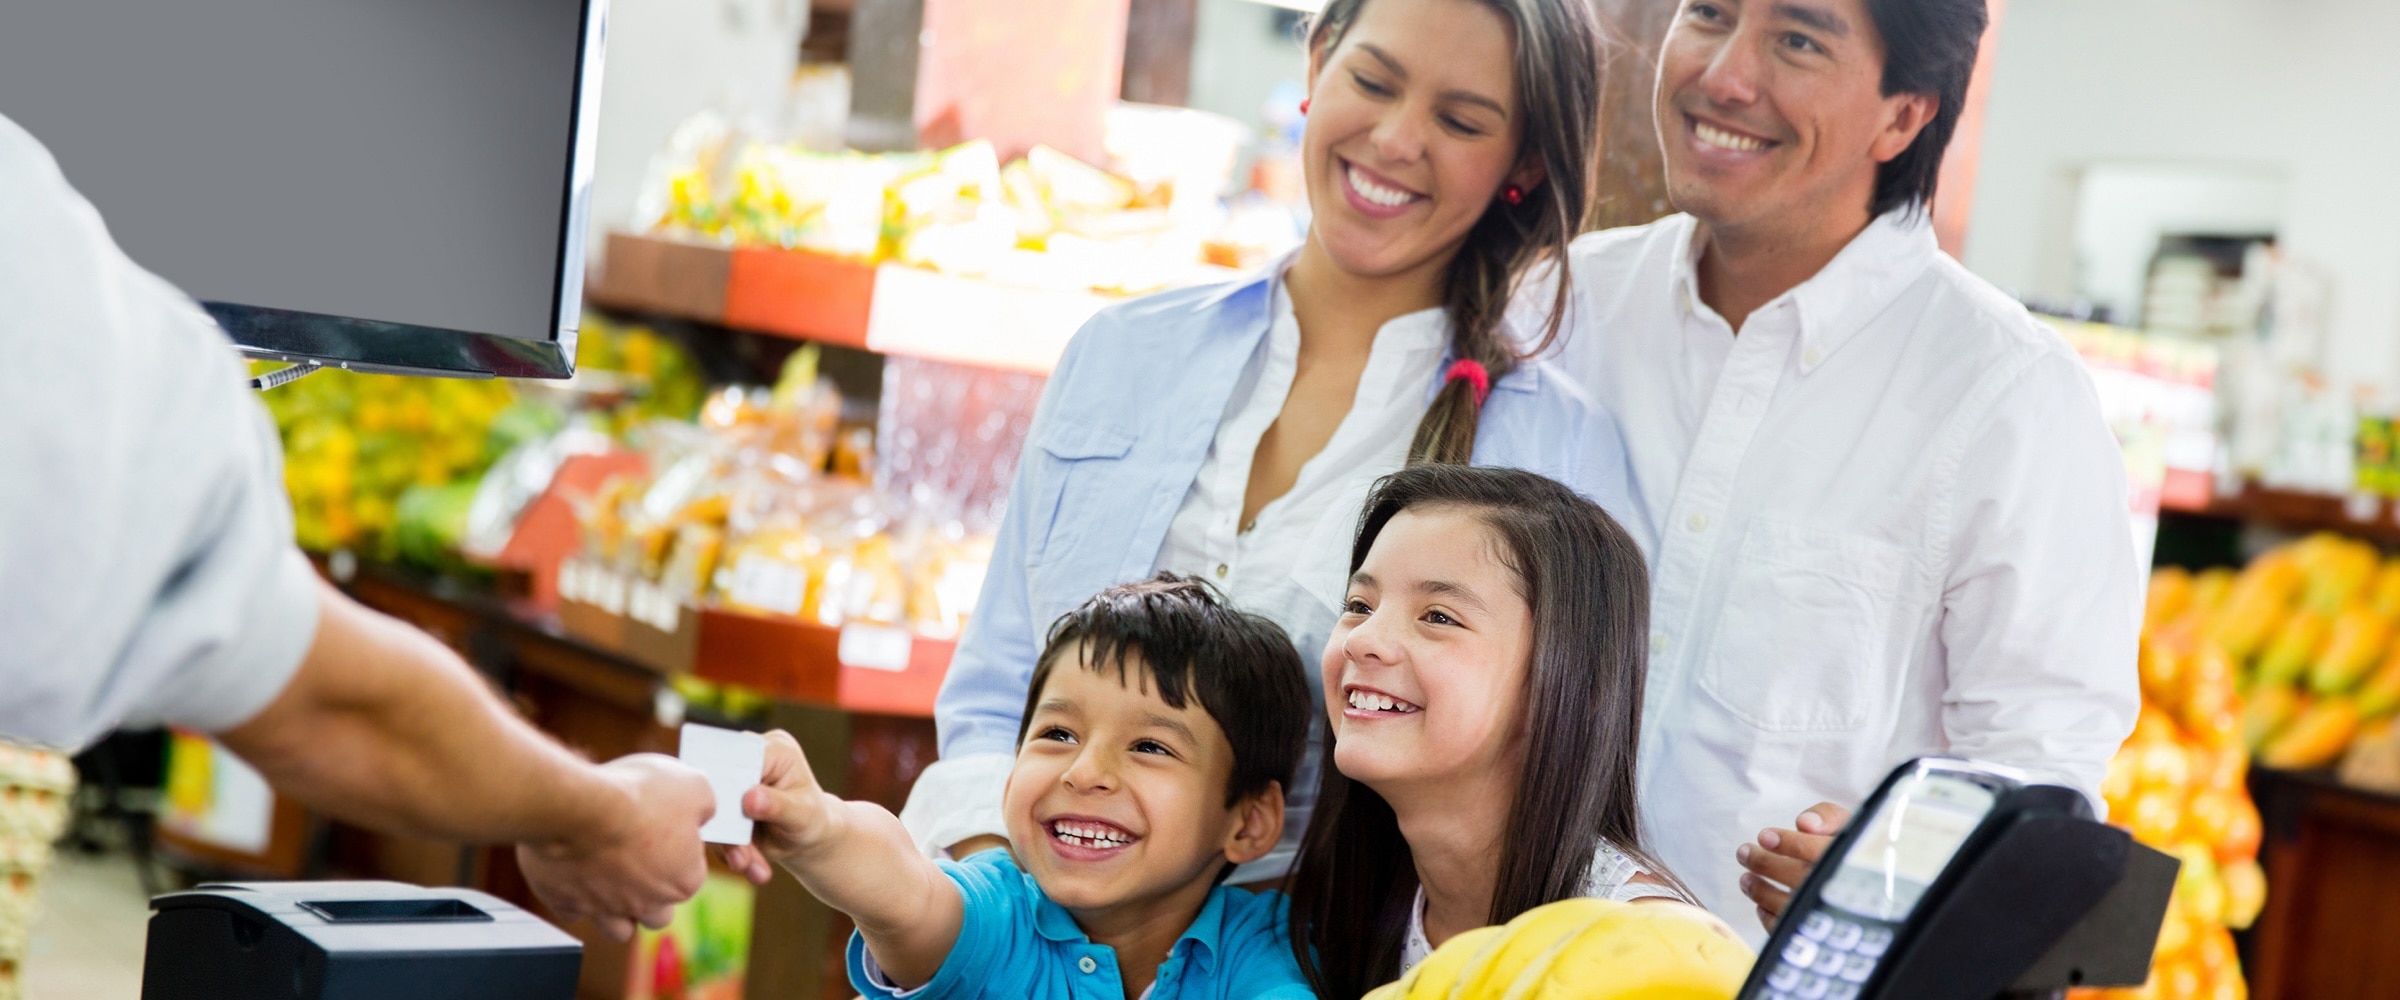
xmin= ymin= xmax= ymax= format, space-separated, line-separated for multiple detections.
xmin=2162 ymin=957 xmax=2205 ymax=1000
xmin=2128 ymin=788 xmax=2186 ymax=846
xmin=2133 ymin=740 xmax=2196 ymax=792
xmin=2183 ymin=791 xmax=2237 ymax=848
xmin=2217 ymin=797 xmax=2262 ymax=863
xmin=2222 ymin=857 xmax=2267 ymax=930
xmin=2134 ymin=705 xmax=2185 ymax=745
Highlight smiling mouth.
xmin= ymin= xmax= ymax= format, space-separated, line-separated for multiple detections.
xmin=1344 ymin=687 xmax=1422 ymax=714
xmin=1690 ymin=116 xmax=1775 ymax=153
xmin=1048 ymin=818 xmax=1138 ymax=851
xmin=1344 ymin=160 xmax=1424 ymax=209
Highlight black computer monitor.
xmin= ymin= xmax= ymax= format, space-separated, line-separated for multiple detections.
xmin=0 ymin=0 xmax=607 ymax=378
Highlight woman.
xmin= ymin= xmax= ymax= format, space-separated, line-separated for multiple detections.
xmin=1291 ymin=465 xmax=1688 ymax=999
xmin=898 ymin=0 xmax=1622 ymax=882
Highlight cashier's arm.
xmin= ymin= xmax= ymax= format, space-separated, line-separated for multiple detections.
xmin=722 ymin=730 xmax=965 ymax=989
xmin=218 ymin=577 xmax=716 ymax=940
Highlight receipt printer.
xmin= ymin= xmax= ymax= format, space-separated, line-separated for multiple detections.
xmin=142 ymin=881 xmax=580 ymax=1000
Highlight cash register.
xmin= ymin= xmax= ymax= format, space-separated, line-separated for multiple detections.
xmin=141 ymin=880 xmax=579 ymax=1000
xmin=1735 ymin=757 xmax=2181 ymax=1000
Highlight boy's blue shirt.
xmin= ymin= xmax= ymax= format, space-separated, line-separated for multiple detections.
xmin=847 ymin=849 xmax=1315 ymax=1000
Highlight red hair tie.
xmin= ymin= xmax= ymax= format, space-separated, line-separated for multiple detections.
xmin=1444 ymin=359 xmax=1491 ymax=407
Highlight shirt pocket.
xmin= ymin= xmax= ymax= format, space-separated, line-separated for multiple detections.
xmin=1022 ymin=416 xmax=1141 ymax=613
xmin=1698 ymin=519 xmax=1910 ymax=733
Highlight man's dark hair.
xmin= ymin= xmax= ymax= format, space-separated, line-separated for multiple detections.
xmin=1867 ymin=0 xmax=1988 ymax=218
xmin=1017 ymin=574 xmax=1311 ymax=809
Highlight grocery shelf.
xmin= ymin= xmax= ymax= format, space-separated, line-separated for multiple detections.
xmin=554 ymin=557 xmax=954 ymax=718
xmin=2166 ymin=481 xmax=2400 ymax=547
xmin=588 ymin=230 xmax=1104 ymax=375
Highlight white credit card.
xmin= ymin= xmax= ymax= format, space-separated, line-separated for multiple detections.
xmin=679 ymin=723 xmax=766 ymax=845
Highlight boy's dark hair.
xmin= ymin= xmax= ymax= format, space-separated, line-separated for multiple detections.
xmin=1016 ymin=574 xmax=1311 ymax=809
xmin=1867 ymin=0 xmax=1988 ymax=218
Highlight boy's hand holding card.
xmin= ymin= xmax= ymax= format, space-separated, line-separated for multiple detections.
xmin=702 ymin=726 xmax=837 ymax=886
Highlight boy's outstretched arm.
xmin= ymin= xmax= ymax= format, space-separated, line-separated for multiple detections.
xmin=721 ymin=730 xmax=966 ymax=988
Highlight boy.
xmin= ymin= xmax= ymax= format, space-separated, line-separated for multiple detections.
xmin=719 ymin=575 xmax=1316 ymax=999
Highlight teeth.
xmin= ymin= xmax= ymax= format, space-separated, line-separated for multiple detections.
xmin=1694 ymin=121 xmax=1769 ymax=153
xmin=1348 ymin=690 xmax=1420 ymax=713
xmin=1053 ymin=821 xmax=1130 ymax=847
xmin=1346 ymin=166 xmax=1417 ymax=208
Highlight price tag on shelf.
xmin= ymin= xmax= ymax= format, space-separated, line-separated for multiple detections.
xmin=838 ymin=623 xmax=913 ymax=673
xmin=727 ymin=555 xmax=806 ymax=617
xmin=628 ymin=581 xmax=683 ymax=633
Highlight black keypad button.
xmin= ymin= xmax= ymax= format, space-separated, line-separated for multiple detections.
xmin=1826 ymin=919 xmax=1864 ymax=952
xmin=1799 ymin=912 xmax=1835 ymax=942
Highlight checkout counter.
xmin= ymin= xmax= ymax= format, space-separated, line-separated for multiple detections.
xmin=138 ymin=757 xmax=2174 ymax=1000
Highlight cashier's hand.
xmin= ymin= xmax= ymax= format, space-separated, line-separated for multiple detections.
xmin=718 ymin=729 xmax=835 ymax=886
xmin=517 ymin=753 xmax=715 ymax=943
xmin=1738 ymin=801 xmax=1853 ymax=932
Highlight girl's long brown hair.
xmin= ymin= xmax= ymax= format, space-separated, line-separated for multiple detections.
xmin=1303 ymin=0 xmax=1604 ymax=466
xmin=1287 ymin=465 xmax=1680 ymax=999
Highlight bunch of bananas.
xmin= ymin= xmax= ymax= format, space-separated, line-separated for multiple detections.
xmin=1365 ymin=898 xmax=1754 ymax=1000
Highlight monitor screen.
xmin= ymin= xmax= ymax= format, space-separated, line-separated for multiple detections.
xmin=0 ymin=0 xmax=604 ymax=378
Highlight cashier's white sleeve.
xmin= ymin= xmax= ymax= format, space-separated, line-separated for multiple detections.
xmin=0 ymin=113 xmax=320 ymax=750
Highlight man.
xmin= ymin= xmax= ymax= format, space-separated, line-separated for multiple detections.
xmin=1556 ymin=0 xmax=2140 ymax=935
xmin=0 ymin=112 xmax=712 ymax=942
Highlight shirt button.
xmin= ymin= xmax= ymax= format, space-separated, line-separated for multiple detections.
xmin=1078 ymin=956 xmax=1098 ymax=974
xmin=1651 ymin=632 xmax=1669 ymax=655
xmin=1803 ymin=347 xmax=1824 ymax=367
xmin=1687 ymin=513 xmax=1710 ymax=532
xmin=1215 ymin=563 xmax=1228 ymax=579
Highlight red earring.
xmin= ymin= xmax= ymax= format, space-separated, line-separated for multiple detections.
xmin=1503 ymin=184 xmax=1525 ymax=205
xmin=1299 ymin=98 xmax=1311 ymax=115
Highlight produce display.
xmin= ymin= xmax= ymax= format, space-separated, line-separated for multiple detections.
xmin=2067 ymin=534 xmax=2400 ymax=1000
xmin=639 ymin=104 xmax=1288 ymax=295
xmin=0 ymin=743 xmax=73 ymax=1000
xmin=261 ymin=316 xmax=703 ymax=560
xmin=576 ymin=347 xmax=996 ymax=639
xmin=1364 ymin=897 xmax=1755 ymax=1000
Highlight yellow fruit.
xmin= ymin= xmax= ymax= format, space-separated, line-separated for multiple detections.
xmin=1518 ymin=901 xmax=1755 ymax=1000
xmin=2357 ymin=649 xmax=2400 ymax=718
xmin=2261 ymin=698 xmax=2361 ymax=770
xmin=2221 ymin=857 xmax=2267 ymax=931
xmin=2140 ymin=644 xmax=2186 ymax=708
xmin=2300 ymin=538 xmax=2382 ymax=612
xmin=2207 ymin=585 xmax=2284 ymax=662
xmin=2127 ymin=788 xmax=2185 ymax=847
xmin=1395 ymin=924 xmax=1502 ymax=1000
xmin=1447 ymin=898 xmax=1619 ymax=1000
xmin=2253 ymin=609 xmax=2329 ymax=688
xmin=2370 ymin=557 xmax=2400 ymax=619
xmin=2309 ymin=605 xmax=2390 ymax=695
xmin=2240 ymin=685 xmax=2306 ymax=753
xmin=2190 ymin=567 xmax=2237 ymax=614
xmin=2148 ymin=568 xmax=2195 ymax=634
xmin=2172 ymin=844 xmax=2226 ymax=927
xmin=2131 ymin=739 xmax=2194 ymax=792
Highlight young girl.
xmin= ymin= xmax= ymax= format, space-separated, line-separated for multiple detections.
xmin=900 ymin=0 xmax=1621 ymax=883
xmin=1290 ymin=464 xmax=1686 ymax=999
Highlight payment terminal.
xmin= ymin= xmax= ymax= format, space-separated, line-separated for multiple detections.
xmin=1735 ymin=757 xmax=2174 ymax=1000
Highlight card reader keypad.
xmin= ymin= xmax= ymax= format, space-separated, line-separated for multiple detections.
xmin=1761 ymin=910 xmax=1896 ymax=1000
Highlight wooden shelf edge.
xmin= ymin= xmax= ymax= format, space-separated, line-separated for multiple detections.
xmin=591 ymin=230 xmax=1098 ymax=375
xmin=2166 ymin=483 xmax=2400 ymax=547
